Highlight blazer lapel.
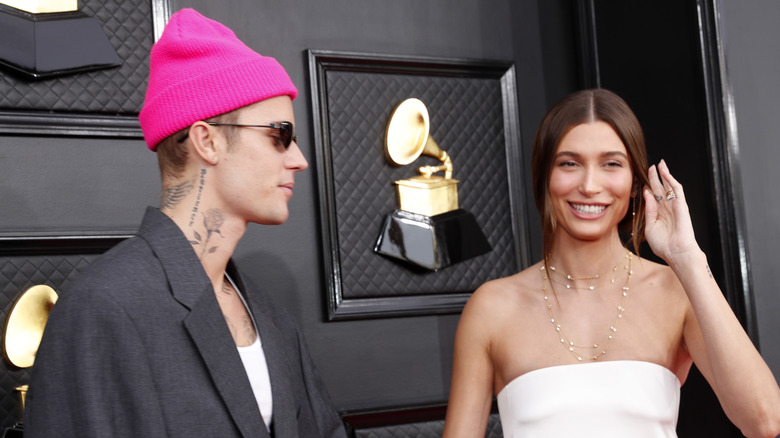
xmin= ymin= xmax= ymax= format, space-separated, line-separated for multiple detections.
xmin=256 ymin=310 xmax=299 ymax=437
xmin=137 ymin=209 xmax=275 ymax=437
xmin=231 ymin=267 xmax=300 ymax=438
xmin=184 ymin=290 xmax=271 ymax=438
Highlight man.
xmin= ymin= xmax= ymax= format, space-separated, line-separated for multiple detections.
xmin=25 ymin=9 xmax=346 ymax=438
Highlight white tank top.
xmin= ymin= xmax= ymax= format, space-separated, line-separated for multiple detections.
xmin=237 ymin=337 xmax=273 ymax=431
xmin=497 ymin=360 xmax=680 ymax=438
xmin=227 ymin=274 xmax=273 ymax=431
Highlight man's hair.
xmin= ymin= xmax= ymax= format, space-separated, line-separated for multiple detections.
xmin=156 ymin=110 xmax=240 ymax=181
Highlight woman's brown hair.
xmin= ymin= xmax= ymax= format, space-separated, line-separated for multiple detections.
xmin=531 ymin=89 xmax=650 ymax=264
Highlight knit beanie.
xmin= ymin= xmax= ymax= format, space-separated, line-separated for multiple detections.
xmin=139 ymin=8 xmax=298 ymax=151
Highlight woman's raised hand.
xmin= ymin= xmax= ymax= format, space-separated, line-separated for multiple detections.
xmin=642 ymin=160 xmax=701 ymax=265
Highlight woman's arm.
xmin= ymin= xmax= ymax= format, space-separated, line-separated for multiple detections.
xmin=442 ymin=285 xmax=497 ymax=438
xmin=644 ymin=160 xmax=780 ymax=437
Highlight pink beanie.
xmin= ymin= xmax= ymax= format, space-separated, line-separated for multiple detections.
xmin=139 ymin=9 xmax=298 ymax=151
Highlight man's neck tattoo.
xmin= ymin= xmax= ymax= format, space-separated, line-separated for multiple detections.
xmin=161 ymin=177 xmax=195 ymax=211
xmin=188 ymin=168 xmax=207 ymax=227
xmin=190 ymin=208 xmax=225 ymax=257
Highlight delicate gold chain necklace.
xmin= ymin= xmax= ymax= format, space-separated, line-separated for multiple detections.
xmin=548 ymin=259 xmax=621 ymax=291
xmin=541 ymin=249 xmax=633 ymax=361
xmin=547 ymin=275 xmax=618 ymax=291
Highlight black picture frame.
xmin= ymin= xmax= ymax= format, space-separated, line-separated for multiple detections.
xmin=308 ymin=49 xmax=530 ymax=320
xmin=0 ymin=0 xmax=172 ymax=138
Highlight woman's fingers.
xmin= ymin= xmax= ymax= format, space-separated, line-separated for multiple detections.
xmin=643 ymin=187 xmax=658 ymax=222
xmin=647 ymin=160 xmax=686 ymax=205
xmin=658 ymin=160 xmax=686 ymax=204
xmin=647 ymin=165 xmax=666 ymax=204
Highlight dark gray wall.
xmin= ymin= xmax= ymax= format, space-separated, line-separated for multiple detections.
xmin=2 ymin=0 xmax=776 ymax=424
xmin=718 ymin=0 xmax=780 ymax=374
xmin=0 ymin=137 xmax=159 ymax=235
xmin=168 ymin=0 xmax=575 ymax=411
xmin=168 ymin=0 xmax=578 ymax=411
xmin=0 ymin=0 xmax=577 ymax=413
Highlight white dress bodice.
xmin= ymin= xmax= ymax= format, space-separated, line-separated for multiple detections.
xmin=496 ymin=360 xmax=681 ymax=438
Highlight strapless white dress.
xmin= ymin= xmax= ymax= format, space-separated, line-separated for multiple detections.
xmin=496 ymin=360 xmax=680 ymax=437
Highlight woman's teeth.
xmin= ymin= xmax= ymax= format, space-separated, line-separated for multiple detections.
xmin=571 ymin=203 xmax=605 ymax=214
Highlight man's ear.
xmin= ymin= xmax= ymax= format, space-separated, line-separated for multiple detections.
xmin=188 ymin=121 xmax=221 ymax=165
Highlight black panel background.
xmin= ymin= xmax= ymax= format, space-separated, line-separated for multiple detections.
xmin=0 ymin=0 xmax=153 ymax=114
xmin=0 ymin=241 xmax=119 ymax=430
xmin=321 ymin=66 xmax=518 ymax=301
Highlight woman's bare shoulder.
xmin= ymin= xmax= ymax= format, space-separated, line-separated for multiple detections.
xmin=465 ymin=261 xmax=544 ymax=316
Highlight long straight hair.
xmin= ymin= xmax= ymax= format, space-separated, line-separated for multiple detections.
xmin=531 ymin=89 xmax=650 ymax=266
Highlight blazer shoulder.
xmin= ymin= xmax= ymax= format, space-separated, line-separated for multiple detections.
xmin=61 ymin=236 xmax=165 ymax=301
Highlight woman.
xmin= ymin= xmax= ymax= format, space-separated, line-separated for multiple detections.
xmin=442 ymin=89 xmax=780 ymax=437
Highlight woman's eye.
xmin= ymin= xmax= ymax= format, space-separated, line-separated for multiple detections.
xmin=557 ymin=160 xmax=577 ymax=167
xmin=605 ymin=160 xmax=624 ymax=167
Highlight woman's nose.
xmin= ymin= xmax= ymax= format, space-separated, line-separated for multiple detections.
xmin=580 ymin=167 xmax=601 ymax=195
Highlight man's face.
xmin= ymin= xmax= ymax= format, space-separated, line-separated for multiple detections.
xmin=212 ymin=95 xmax=308 ymax=226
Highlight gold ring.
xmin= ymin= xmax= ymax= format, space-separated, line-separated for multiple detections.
xmin=666 ymin=189 xmax=676 ymax=201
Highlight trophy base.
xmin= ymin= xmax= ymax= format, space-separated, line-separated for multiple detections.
xmin=2 ymin=422 xmax=23 ymax=438
xmin=374 ymin=209 xmax=491 ymax=271
xmin=0 ymin=5 xmax=121 ymax=79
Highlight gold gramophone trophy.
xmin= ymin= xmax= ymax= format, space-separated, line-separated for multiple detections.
xmin=374 ymin=98 xmax=491 ymax=271
xmin=2 ymin=285 xmax=59 ymax=437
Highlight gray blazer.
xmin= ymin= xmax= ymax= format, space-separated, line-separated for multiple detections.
xmin=25 ymin=207 xmax=346 ymax=438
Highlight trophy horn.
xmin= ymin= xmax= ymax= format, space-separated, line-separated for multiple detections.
xmin=385 ymin=98 xmax=453 ymax=179
xmin=3 ymin=284 xmax=58 ymax=422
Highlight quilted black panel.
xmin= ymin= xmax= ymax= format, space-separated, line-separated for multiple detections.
xmin=485 ymin=413 xmax=504 ymax=437
xmin=0 ymin=0 xmax=153 ymax=114
xmin=353 ymin=413 xmax=503 ymax=438
xmin=354 ymin=419 xmax=444 ymax=438
xmin=0 ymin=244 xmax=113 ymax=429
xmin=324 ymin=69 xmax=518 ymax=299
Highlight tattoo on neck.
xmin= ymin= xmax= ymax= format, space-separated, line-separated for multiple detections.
xmin=706 ymin=264 xmax=713 ymax=279
xmin=161 ymin=178 xmax=195 ymax=211
xmin=190 ymin=208 xmax=225 ymax=257
xmin=242 ymin=315 xmax=256 ymax=343
xmin=220 ymin=278 xmax=233 ymax=295
xmin=188 ymin=168 xmax=207 ymax=227
xmin=224 ymin=314 xmax=257 ymax=346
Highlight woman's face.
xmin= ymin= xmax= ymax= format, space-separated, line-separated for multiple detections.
xmin=548 ymin=121 xmax=634 ymax=243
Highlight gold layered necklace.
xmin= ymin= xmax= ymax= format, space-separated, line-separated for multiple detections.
xmin=540 ymin=249 xmax=633 ymax=361
xmin=548 ymin=260 xmax=621 ymax=291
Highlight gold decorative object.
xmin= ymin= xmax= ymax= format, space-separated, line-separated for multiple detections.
xmin=385 ymin=98 xmax=459 ymax=216
xmin=4 ymin=284 xmax=58 ymax=369
xmin=3 ymin=284 xmax=58 ymax=423
xmin=375 ymin=98 xmax=491 ymax=271
xmin=13 ymin=384 xmax=27 ymax=421
xmin=0 ymin=0 xmax=77 ymax=13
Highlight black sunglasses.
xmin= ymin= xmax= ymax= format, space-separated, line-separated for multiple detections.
xmin=177 ymin=121 xmax=297 ymax=148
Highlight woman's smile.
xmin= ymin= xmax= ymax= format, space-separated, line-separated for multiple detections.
xmin=569 ymin=202 xmax=607 ymax=216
